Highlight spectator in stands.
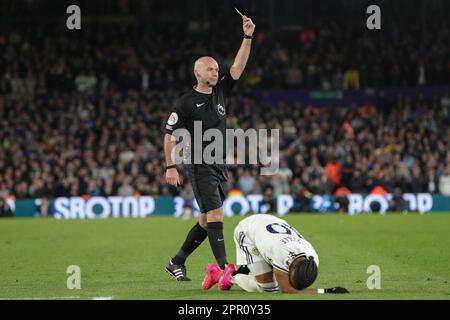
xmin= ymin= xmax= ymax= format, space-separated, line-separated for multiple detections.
xmin=335 ymin=186 xmax=351 ymax=213
xmin=349 ymin=169 xmax=367 ymax=194
xmin=389 ymin=188 xmax=407 ymax=213
xmin=343 ymin=64 xmax=360 ymax=90
xmin=341 ymin=155 xmax=355 ymax=187
xmin=0 ymin=197 xmax=13 ymax=218
xmin=238 ymin=168 xmax=257 ymax=195
xmin=290 ymin=178 xmax=310 ymax=212
xmin=261 ymin=186 xmax=276 ymax=213
xmin=427 ymin=168 xmax=440 ymax=194
xmin=410 ymin=166 xmax=427 ymax=193
xmin=324 ymin=155 xmax=342 ymax=188
xmin=118 ymin=176 xmax=135 ymax=197
xmin=439 ymin=166 xmax=450 ymax=196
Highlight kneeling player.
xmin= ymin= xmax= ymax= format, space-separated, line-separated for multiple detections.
xmin=228 ymin=214 xmax=348 ymax=294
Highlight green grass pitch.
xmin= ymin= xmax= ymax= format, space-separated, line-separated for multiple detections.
xmin=0 ymin=214 xmax=449 ymax=300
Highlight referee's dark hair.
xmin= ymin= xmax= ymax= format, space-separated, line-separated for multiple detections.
xmin=291 ymin=256 xmax=318 ymax=290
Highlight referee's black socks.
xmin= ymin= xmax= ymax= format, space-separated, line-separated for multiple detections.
xmin=172 ymin=222 xmax=207 ymax=265
xmin=207 ymin=221 xmax=228 ymax=269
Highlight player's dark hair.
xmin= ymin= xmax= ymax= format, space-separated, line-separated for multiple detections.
xmin=291 ymin=256 xmax=318 ymax=290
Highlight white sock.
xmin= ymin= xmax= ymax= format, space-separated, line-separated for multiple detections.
xmin=231 ymin=274 xmax=259 ymax=292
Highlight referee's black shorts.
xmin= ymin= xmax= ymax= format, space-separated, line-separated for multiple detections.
xmin=186 ymin=164 xmax=228 ymax=213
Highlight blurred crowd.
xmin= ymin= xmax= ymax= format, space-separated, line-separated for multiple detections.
xmin=1 ymin=13 xmax=449 ymax=96
xmin=251 ymin=21 xmax=450 ymax=90
xmin=1 ymin=88 xmax=449 ymax=203
xmin=1 ymin=9 xmax=450 ymax=211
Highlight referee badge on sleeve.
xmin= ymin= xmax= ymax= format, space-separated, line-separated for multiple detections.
xmin=167 ymin=112 xmax=178 ymax=125
xmin=217 ymin=104 xmax=226 ymax=116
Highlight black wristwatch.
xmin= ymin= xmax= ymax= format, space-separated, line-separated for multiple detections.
xmin=244 ymin=34 xmax=253 ymax=39
xmin=166 ymin=165 xmax=177 ymax=171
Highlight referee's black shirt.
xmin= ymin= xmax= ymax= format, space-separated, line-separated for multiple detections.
xmin=165 ymin=71 xmax=237 ymax=164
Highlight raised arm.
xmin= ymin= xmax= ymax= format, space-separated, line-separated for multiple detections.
xmin=164 ymin=133 xmax=181 ymax=186
xmin=230 ymin=15 xmax=256 ymax=80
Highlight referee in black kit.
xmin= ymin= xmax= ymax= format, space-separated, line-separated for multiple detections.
xmin=163 ymin=14 xmax=255 ymax=290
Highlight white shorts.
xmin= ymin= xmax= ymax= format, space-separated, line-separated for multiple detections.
xmin=233 ymin=223 xmax=272 ymax=276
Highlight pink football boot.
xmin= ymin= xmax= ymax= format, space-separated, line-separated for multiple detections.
xmin=202 ymin=263 xmax=222 ymax=290
xmin=218 ymin=263 xmax=236 ymax=291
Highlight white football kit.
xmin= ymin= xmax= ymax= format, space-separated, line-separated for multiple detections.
xmin=233 ymin=214 xmax=319 ymax=276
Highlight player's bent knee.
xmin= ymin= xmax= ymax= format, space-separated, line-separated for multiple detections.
xmin=206 ymin=208 xmax=224 ymax=222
